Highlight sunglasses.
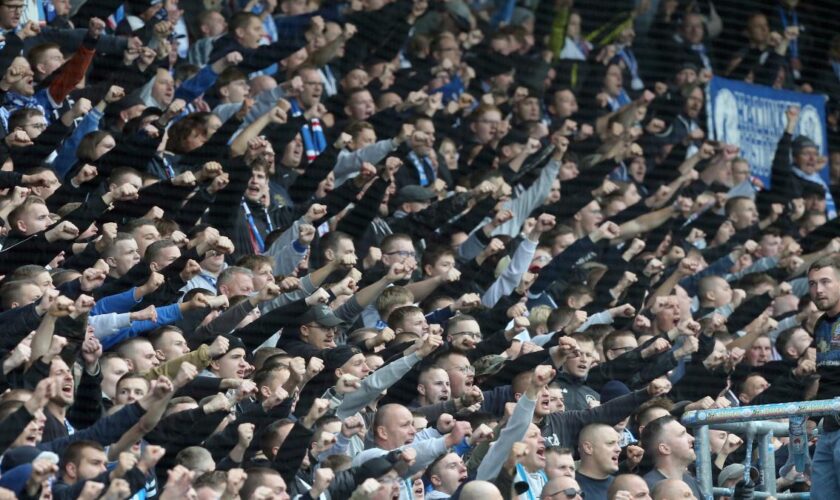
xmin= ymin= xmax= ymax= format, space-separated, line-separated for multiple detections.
xmin=544 ymin=488 xmax=585 ymax=499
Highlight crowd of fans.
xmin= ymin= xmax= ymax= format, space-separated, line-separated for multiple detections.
xmin=1 ymin=0 xmax=840 ymax=498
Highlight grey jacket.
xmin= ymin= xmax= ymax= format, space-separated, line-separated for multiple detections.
xmin=333 ymin=140 xmax=398 ymax=187
xmin=494 ymin=159 xmax=561 ymax=237
xmin=335 ymin=352 xmax=422 ymax=419
xmin=477 ymin=393 xmax=537 ymax=480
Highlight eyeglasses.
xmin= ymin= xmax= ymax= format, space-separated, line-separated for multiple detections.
xmin=1 ymin=3 xmax=25 ymax=11
xmin=378 ymin=475 xmax=401 ymax=485
xmin=306 ymin=324 xmax=337 ymax=333
xmin=384 ymin=250 xmax=415 ymax=258
xmin=451 ymin=332 xmax=481 ymax=340
xmin=450 ymin=365 xmax=475 ymax=375
xmin=543 ymin=488 xmax=585 ymax=499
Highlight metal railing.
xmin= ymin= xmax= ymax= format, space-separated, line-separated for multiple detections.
xmin=681 ymin=398 xmax=840 ymax=500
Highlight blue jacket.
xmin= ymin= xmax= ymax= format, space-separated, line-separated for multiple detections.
xmin=100 ymin=303 xmax=183 ymax=350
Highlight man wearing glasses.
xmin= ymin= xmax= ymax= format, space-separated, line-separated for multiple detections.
xmin=0 ymin=0 xmax=24 ymax=33
xmin=541 ymin=475 xmax=584 ymax=499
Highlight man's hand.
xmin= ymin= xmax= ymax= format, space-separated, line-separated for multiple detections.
xmin=302 ymin=398 xmax=330 ymax=428
xmin=104 ymin=85 xmax=125 ymax=104
xmin=26 ymin=459 xmax=57 ymax=497
xmin=298 ymin=223 xmax=316 ymax=246
xmin=161 ymin=98 xmax=186 ymax=123
xmin=640 ymin=338 xmax=670 ymax=359
xmin=173 ymin=361 xmax=198 ymax=389
xmin=305 ymin=288 xmax=330 ymax=306
xmin=677 ymin=257 xmax=700 ymax=277
xmin=78 ymin=482 xmax=105 ymax=500
xmin=172 ymin=171 xmax=196 ymax=187
xmin=25 ymin=377 xmax=58 ymax=415
xmin=647 ymin=377 xmax=672 ymax=397
xmin=416 ymin=333 xmax=443 ymax=358
xmin=138 ymin=445 xmax=166 ymax=474
xmin=341 ymin=415 xmax=366 ymax=437
xmin=608 ymin=304 xmax=636 ymax=318
xmin=794 ymin=358 xmax=816 ymax=378
xmin=452 ymin=293 xmax=480 ymax=311
xmin=19 ymin=21 xmax=41 ymax=39
xmin=505 ymin=442 xmax=528 ymax=472
xmin=529 ymin=213 xmax=556 ymax=237
xmin=468 ymin=423 xmax=494 ymax=445
xmin=225 ymin=469 xmax=248 ymax=498
xmin=261 ymin=384 xmax=289 ymax=411
xmin=135 ymin=271 xmax=165 ymax=298
xmin=72 ymin=97 xmax=92 ymax=119
xmin=590 ymin=221 xmax=621 ymax=242
xmin=129 ymin=304 xmax=158 ymax=323
xmin=80 ymin=268 xmax=107 ymax=292
xmin=45 ymin=221 xmax=80 ymax=242
xmin=303 ymin=203 xmax=328 ymax=223
xmin=203 ymin=393 xmax=233 ymax=414
xmin=48 ymin=295 xmax=75 ymax=317
xmin=80 ymin=335 xmax=103 ymax=371
xmin=207 ymin=335 xmax=230 ymax=358
xmin=673 ymin=335 xmax=699 ymax=358
xmin=785 ymin=106 xmax=800 ymax=133
xmin=526 ymin=365 xmax=555 ymax=398
xmin=5 ymin=334 xmax=31 ymax=374
xmin=237 ymin=423 xmax=255 ymax=448
xmin=112 ymin=452 xmax=138 ymax=479
xmin=444 ymin=421 xmax=472 ymax=448
xmin=87 ymin=17 xmax=106 ymax=38
xmin=160 ymin=465 xmax=194 ymax=500
xmin=70 ymin=295 xmax=96 ymax=318
xmin=21 ymin=171 xmax=56 ymax=188
xmin=310 ymin=468 xmax=335 ymax=498
xmin=148 ymin=376 xmax=174 ymax=401
xmin=178 ymin=259 xmax=201 ymax=282
xmin=336 ymin=374 xmax=361 ymax=394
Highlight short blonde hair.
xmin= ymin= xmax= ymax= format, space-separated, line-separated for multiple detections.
xmin=376 ymin=285 xmax=415 ymax=319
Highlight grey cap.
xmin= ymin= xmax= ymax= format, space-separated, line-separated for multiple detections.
xmin=396 ymin=185 xmax=436 ymax=205
xmin=792 ymin=135 xmax=818 ymax=156
xmin=300 ymin=304 xmax=344 ymax=327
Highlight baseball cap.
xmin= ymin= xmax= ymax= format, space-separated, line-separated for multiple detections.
xmin=474 ymin=354 xmax=506 ymax=378
xmin=1 ymin=447 xmax=58 ymax=473
xmin=395 ymin=185 xmax=436 ymax=205
xmin=323 ymin=345 xmax=362 ymax=371
xmin=104 ymin=95 xmax=146 ymax=118
xmin=498 ymin=128 xmax=530 ymax=149
xmin=600 ymin=380 xmax=631 ymax=404
xmin=354 ymin=456 xmax=396 ymax=483
xmin=209 ymin=333 xmax=247 ymax=360
xmin=792 ymin=135 xmax=818 ymax=156
xmin=300 ymin=304 xmax=344 ymax=328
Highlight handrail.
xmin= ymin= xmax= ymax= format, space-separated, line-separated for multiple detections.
xmin=681 ymin=398 xmax=840 ymax=500
xmin=682 ymin=398 xmax=840 ymax=426
xmin=713 ymin=488 xmax=810 ymax=500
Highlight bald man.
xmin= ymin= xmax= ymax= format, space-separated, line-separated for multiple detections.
xmin=460 ymin=480 xmax=504 ymax=500
xmin=541 ymin=476 xmax=583 ymax=499
xmin=608 ymin=474 xmax=652 ymax=500
xmin=651 ymin=479 xmax=697 ymax=500
xmin=576 ymin=423 xmax=621 ymax=499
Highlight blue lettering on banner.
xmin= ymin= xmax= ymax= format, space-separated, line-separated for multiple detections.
xmin=708 ymin=76 xmax=829 ymax=189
